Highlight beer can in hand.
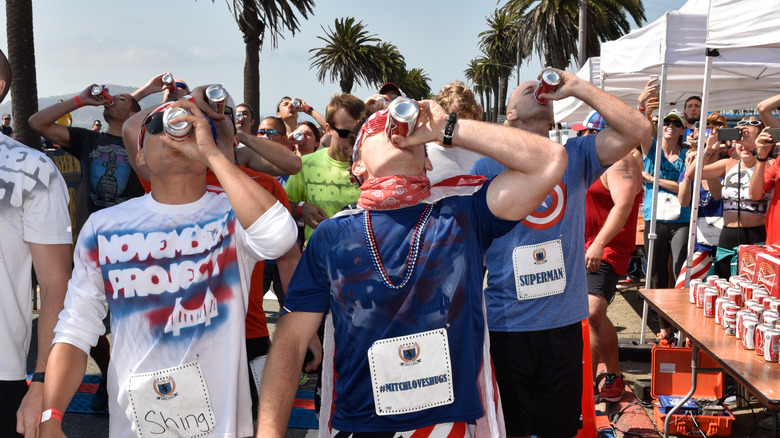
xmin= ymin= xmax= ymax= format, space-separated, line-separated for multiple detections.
xmin=162 ymin=73 xmax=174 ymax=85
xmin=293 ymin=131 xmax=305 ymax=142
xmin=386 ymin=97 xmax=419 ymax=140
xmin=206 ymin=85 xmax=227 ymax=114
xmin=91 ymin=85 xmax=114 ymax=106
xmin=162 ymin=107 xmax=193 ymax=141
xmin=534 ymin=69 xmax=561 ymax=103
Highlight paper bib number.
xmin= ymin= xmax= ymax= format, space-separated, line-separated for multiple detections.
xmin=512 ymin=239 xmax=566 ymax=300
xmin=127 ymin=362 xmax=215 ymax=438
xmin=367 ymin=328 xmax=454 ymax=416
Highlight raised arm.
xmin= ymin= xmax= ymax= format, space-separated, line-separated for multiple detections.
xmin=751 ymin=129 xmax=776 ymax=201
xmin=541 ymin=71 xmax=651 ymax=167
xmin=236 ymin=130 xmax=302 ymax=176
xmin=757 ymin=94 xmax=780 ymax=128
xmin=637 ymin=79 xmax=661 ymax=155
xmin=29 ymin=85 xmax=105 ymax=147
xmin=586 ymin=155 xmax=641 ymax=273
xmin=397 ymin=100 xmax=567 ymax=221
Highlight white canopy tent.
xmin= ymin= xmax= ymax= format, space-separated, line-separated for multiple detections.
xmin=553 ymin=0 xmax=780 ymax=346
xmin=554 ymin=0 xmax=780 ymax=124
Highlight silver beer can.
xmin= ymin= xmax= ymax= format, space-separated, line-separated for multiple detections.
xmin=162 ymin=73 xmax=174 ymax=85
xmin=293 ymin=131 xmax=305 ymax=142
xmin=162 ymin=107 xmax=193 ymax=141
xmin=206 ymin=85 xmax=227 ymax=114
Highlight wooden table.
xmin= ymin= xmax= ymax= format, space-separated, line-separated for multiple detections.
xmin=640 ymin=288 xmax=779 ymax=436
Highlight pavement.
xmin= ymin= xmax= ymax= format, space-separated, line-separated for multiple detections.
xmin=28 ymin=285 xmax=778 ymax=437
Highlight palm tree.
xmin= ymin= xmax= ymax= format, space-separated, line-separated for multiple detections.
xmin=503 ymin=0 xmax=645 ymax=69
xmin=309 ymin=17 xmax=383 ymax=94
xmin=396 ymin=68 xmax=431 ymax=101
xmin=5 ymin=0 xmax=41 ymax=150
xmin=479 ymin=8 xmax=520 ymax=119
xmin=375 ymin=42 xmax=406 ymax=86
xmin=220 ymin=0 xmax=314 ymax=132
xmin=464 ymin=57 xmax=492 ymax=121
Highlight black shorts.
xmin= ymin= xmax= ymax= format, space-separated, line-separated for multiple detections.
xmin=0 ymin=379 xmax=28 ymax=437
xmin=490 ymin=322 xmax=583 ymax=438
xmin=586 ymin=261 xmax=621 ymax=304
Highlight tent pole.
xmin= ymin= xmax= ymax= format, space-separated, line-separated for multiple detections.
xmin=640 ymin=64 xmax=669 ymax=344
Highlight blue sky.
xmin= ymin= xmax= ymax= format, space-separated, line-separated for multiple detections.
xmin=1 ymin=0 xmax=685 ymax=118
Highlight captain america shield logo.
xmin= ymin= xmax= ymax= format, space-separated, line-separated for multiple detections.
xmin=521 ymin=181 xmax=567 ymax=230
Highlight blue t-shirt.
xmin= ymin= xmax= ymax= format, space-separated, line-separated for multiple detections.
xmin=470 ymin=134 xmax=606 ymax=332
xmin=283 ymin=182 xmax=511 ymax=432
xmin=642 ymin=138 xmax=690 ymax=223
xmin=678 ymin=172 xmax=723 ymax=251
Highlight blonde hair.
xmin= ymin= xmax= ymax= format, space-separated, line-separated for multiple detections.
xmin=433 ymin=81 xmax=482 ymax=121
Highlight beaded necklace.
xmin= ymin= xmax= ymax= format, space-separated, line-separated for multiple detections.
xmin=362 ymin=204 xmax=433 ymax=289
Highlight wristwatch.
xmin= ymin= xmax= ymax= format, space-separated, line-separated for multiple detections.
xmin=31 ymin=372 xmax=45 ymax=383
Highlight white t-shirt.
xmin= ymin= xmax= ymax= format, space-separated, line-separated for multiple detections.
xmin=425 ymin=142 xmax=484 ymax=185
xmin=0 ymin=135 xmax=71 ymax=380
xmin=54 ymin=192 xmax=296 ymax=438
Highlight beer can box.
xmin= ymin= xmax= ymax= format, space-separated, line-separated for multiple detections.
xmin=738 ymin=244 xmax=776 ymax=282
xmin=756 ymin=252 xmax=780 ymax=299
xmin=651 ymin=347 xmax=733 ymax=437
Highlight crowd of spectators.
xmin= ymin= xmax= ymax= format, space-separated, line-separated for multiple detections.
xmin=2 ymin=44 xmax=779 ymax=437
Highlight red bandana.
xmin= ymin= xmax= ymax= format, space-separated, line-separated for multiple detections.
xmin=358 ymin=175 xmax=431 ymax=210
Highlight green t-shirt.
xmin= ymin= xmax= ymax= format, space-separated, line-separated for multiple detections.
xmin=285 ymin=148 xmax=361 ymax=242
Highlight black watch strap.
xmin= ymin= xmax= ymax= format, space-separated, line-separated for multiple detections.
xmin=756 ymin=154 xmax=769 ymax=162
xmin=443 ymin=112 xmax=457 ymax=146
xmin=31 ymin=372 xmax=45 ymax=383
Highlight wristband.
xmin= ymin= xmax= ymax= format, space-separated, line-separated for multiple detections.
xmin=297 ymin=201 xmax=305 ymax=217
xmin=638 ymin=106 xmax=646 ymax=112
xmin=31 ymin=372 xmax=45 ymax=383
xmin=74 ymin=96 xmax=84 ymax=108
xmin=703 ymin=151 xmax=712 ymax=157
xmin=756 ymin=155 xmax=769 ymax=162
xmin=40 ymin=408 xmax=63 ymax=424
xmin=305 ymin=105 xmax=313 ymax=115
xmin=443 ymin=112 xmax=457 ymax=146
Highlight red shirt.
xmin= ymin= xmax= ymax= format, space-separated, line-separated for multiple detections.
xmin=206 ymin=167 xmax=290 ymax=339
xmin=763 ymin=159 xmax=779 ymax=245
xmin=584 ymin=176 xmax=642 ymax=276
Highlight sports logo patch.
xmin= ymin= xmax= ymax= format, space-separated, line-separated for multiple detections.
xmin=153 ymin=376 xmax=178 ymax=400
xmin=398 ymin=342 xmax=421 ymax=365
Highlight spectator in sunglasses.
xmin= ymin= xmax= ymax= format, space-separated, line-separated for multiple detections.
xmin=131 ymin=72 xmax=190 ymax=104
xmin=695 ymin=115 xmax=770 ymax=276
xmin=639 ymin=109 xmax=690 ymax=344
xmin=230 ymin=106 xmax=301 ymax=177
xmin=285 ymin=93 xmax=365 ymax=245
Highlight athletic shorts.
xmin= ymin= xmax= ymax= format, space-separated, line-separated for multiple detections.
xmin=0 ymin=379 xmax=28 ymax=437
xmin=586 ymin=261 xmax=621 ymax=304
xmin=490 ymin=322 xmax=583 ymax=438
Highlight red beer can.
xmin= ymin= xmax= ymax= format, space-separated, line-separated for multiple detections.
xmin=716 ymin=297 xmax=730 ymax=325
xmin=750 ymin=303 xmax=765 ymax=321
xmin=386 ymin=97 xmax=419 ymax=139
xmin=742 ymin=319 xmax=758 ymax=349
xmin=742 ymin=282 xmax=759 ymax=301
xmin=534 ymin=69 xmax=561 ymax=103
xmin=764 ymin=310 xmax=780 ymax=327
xmin=723 ymin=303 xmax=739 ymax=335
xmin=728 ymin=275 xmax=745 ymax=288
xmin=162 ymin=73 xmax=174 ymax=85
xmin=689 ymin=279 xmax=703 ymax=304
xmin=91 ymin=85 xmax=114 ymax=106
xmin=763 ymin=329 xmax=780 ymax=362
xmin=755 ymin=324 xmax=772 ymax=356
xmin=704 ymin=290 xmax=718 ymax=317
xmin=769 ymin=299 xmax=780 ymax=313
xmin=706 ymin=275 xmax=720 ymax=287
xmin=699 ymin=287 xmax=715 ymax=308
xmin=726 ymin=287 xmax=742 ymax=308
xmin=736 ymin=309 xmax=755 ymax=339
xmin=755 ymin=291 xmax=770 ymax=306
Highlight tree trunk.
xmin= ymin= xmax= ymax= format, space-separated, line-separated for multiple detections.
xmin=241 ymin=1 xmax=261 ymax=134
xmin=6 ymin=0 xmax=41 ymax=150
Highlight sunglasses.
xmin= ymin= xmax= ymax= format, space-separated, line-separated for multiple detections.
xmin=736 ymin=120 xmax=762 ymax=127
xmin=332 ymin=127 xmax=352 ymax=139
xmin=257 ymin=128 xmax=281 ymax=136
xmin=175 ymin=81 xmax=188 ymax=90
xmin=663 ymin=119 xmax=684 ymax=128
xmin=140 ymin=109 xmax=217 ymax=148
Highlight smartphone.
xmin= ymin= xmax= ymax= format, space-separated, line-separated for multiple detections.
xmin=718 ymin=128 xmax=742 ymax=142
xmin=766 ymin=128 xmax=780 ymax=142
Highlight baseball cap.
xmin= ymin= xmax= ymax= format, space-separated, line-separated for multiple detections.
xmin=663 ymin=110 xmax=685 ymax=126
xmin=572 ymin=110 xmax=607 ymax=132
xmin=379 ymin=82 xmax=405 ymax=97
xmin=2 ymin=113 xmax=9 ymax=119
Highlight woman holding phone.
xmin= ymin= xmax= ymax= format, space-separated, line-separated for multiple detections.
xmin=694 ymin=116 xmax=771 ymax=277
